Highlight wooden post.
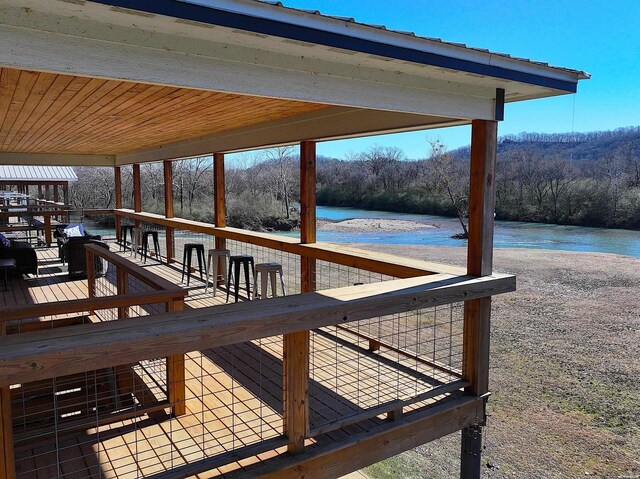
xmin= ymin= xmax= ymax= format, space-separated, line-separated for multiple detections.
xmin=283 ymin=141 xmax=315 ymax=454
xmin=43 ymin=214 xmax=52 ymax=247
xmin=460 ymin=120 xmax=497 ymax=479
xmin=53 ymin=185 xmax=59 ymax=221
xmin=114 ymin=167 xmax=122 ymax=241
xmin=132 ymin=164 xmax=141 ymax=213
xmin=167 ymin=298 xmax=186 ymax=417
xmin=213 ymin=153 xmax=226 ymax=282
xmin=37 ymin=184 xmax=42 ymax=199
xmin=132 ymin=163 xmax=142 ymax=242
xmin=163 ymin=160 xmax=175 ymax=263
xmin=116 ymin=268 xmax=128 ymax=320
xmin=63 ymin=183 xmax=70 ymax=223
xmin=45 ymin=184 xmax=50 ymax=201
xmin=0 ymin=323 xmax=16 ymax=479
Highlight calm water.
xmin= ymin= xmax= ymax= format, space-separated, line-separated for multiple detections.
xmin=310 ymin=206 xmax=640 ymax=258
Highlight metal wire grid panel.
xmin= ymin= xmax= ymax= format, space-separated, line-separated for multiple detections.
xmin=13 ymin=337 xmax=285 ymax=479
xmin=314 ymin=259 xmax=395 ymax=291
xmin=309 ymin=302 xmax=465 ymax=433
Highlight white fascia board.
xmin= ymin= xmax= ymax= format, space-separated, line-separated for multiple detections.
xmin=0 ymin=4 xmax=496 ymax=120
xmin=179 ymin=0 xmax=587 ymax=84
xmin=0 ymin=153 xmax=116 ymax=167
xmin=116 ymin=108 xmax=467 ymax=164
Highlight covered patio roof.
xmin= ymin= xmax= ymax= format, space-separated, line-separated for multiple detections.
xmin=0 ymin=0 xmax=588 ymax=167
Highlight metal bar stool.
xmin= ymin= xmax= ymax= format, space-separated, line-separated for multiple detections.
xmin=226 ymin=254 xmax=255 ymax=303
xmin=253 ymin=262 xmax=286 ymax=300
xmin=205 ymin=248 xmax=230 ymax=295
xmin=119 ymin=225 xmax=134 ymax=251
xmin=181 ymin=243 xmax=205 ymax=286
xmin=140 ymin=230 xmax=160 ymax=263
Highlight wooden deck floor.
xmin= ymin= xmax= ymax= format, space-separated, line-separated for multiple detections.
xmin=6 ymin=243 xmax=462 ymax=479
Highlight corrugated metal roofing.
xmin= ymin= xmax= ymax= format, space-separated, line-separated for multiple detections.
xmin=253 ymin=0 xmax=590 ymax=79
xmin=0 ymin=166 xmax=78 ymax=182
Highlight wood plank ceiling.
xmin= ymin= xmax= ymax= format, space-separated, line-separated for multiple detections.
xmin=0 ymin=67 xmax=330 ymax=155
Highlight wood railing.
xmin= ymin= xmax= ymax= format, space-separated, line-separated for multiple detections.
xmin=0 ymin=243 xmax=186 ymax=478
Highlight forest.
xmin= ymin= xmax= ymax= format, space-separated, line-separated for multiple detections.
xmin=70 ymin=126 xmax=640 ymax=232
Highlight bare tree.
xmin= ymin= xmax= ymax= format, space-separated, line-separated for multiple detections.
xmin=427 ymin=140 xmax=469 ymax=238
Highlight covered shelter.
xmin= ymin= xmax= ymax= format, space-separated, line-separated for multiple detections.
xmin=0 ymin=1 xmax=587 ymax=479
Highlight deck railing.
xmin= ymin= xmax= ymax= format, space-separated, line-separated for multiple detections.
xmin=0 ymin=210 xmax=515 ymax=479
xmin=0 ymin=245 xmax=186 ymax=478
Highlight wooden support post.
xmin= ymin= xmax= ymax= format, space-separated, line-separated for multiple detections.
xmin=132 ymin=164 xmax=142 ymax=243
xmin=53 ymin=185 xmax=59 ymax=221
xmin=43 ymin=214 xmax=52 ymax=247
xmin=45 ymin=184 xmax=50 ymax=201
xmin=283 ymin=141 xmax=315 ymax=454
xmin=63 ymin=183 xmax=70 ymax=223
xmin=132 ymin=164 xmax=141 ymax=213
xmin=167 ymin=298 xmax=186 ymax=417
xmin=37 ymin=184 xmax=42 ymax=199
xmin=86 ymin=248 xmax=96 ymax=301
xmin=461 ymin=120 xmax=497 ymax=479
xmin=0 ymin=323 xmax=16 ymax=479
xmin=164 ymin=160 xmax=175 ymax=263
xmin=213 ymin=153 xmax=226 ymax=281
xmin=114 ymin=167 xmax=122 ymax=241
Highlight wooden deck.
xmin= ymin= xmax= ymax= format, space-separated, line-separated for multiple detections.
xmin=5 ymin=243 xmax=464 ymax=479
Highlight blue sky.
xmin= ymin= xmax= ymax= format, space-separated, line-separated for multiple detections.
xmin=268 ymin=0 xmax=640 ymax=159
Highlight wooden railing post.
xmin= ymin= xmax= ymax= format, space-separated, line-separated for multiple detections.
xmin=461 ymin=119 xmax=497 ymax=479
xmin=167 ymin=298 xmax=186 ymax=417
xmin=214 ymin=153 xmax=226 ymax=283
xmin=116 ymin=268 xmax=128 ymax=319
xmin=0 ymin=323 xmax=16 ymax=479
xmin=283 ymin=140 xmax=315 ymax=454
xmin=114 ymin=166 xmax=122 ymax=242
xmin=43 ymin=214 xmax=52 ymax=247
xmin=132 ymin=164 xmax=142 ymax=246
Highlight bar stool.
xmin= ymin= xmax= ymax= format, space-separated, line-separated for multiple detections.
xmin=140 ymin=230 xmax=160 ymax=263
xmin=226 ymin=254 xmax=255 ymax=303
xmin=130 ymin=227 xmax=140 ymax=258
xmin=253 ymin=262 xmax=286 ymax=300
xmin=181 ymin=243 xmax=205 ymax=286
xmin=205 ymin=248 xmax=230 ymax=295
xmin=119 ymin=225 xmax=134 ymax=252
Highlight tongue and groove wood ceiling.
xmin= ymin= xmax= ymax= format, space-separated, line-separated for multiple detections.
xmin=0 ymin=67 xmax=330 ymax=155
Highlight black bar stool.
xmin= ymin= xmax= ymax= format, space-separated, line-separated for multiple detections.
xmin=140 ymin=230 xmax=160 ymax=263
xmin=119 ymin=225 xmax=134 ymax=251
xmin=226 ymin=254 xmax=255 ymax=303
xmin=182 ymin=243 xmax=205 ymax=286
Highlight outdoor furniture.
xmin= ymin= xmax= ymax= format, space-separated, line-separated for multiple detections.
xmin=140 ymin=230 xmax=160 ymax=263
xmin=226 ymin=254 xmax=255 ymax=303
xmin=253 ymin=262 xmax=286 ymax=300
xmin=119 ymin=225 xmax=135 ymax=252
xmin=0 ymin=258 xmax=16 ymax=291
xmin=181 ymin=243 xmax=205 ymax=286
xmin=62 ymin=238 xmax=109 ymax=277
xmin=205 ymin=248 xmax=230 ymax=295
xmin=0 ymin=234 xmax=37 ymax=276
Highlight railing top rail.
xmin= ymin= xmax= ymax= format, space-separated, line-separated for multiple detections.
xmin=0 ymin=204 xmax=71 ymax=211
xmin=0 ymin=272 xmax=515 ymax=387
xmin=0 ymin=291 xmax=184 ymax=324
xmin=113 ymin=209 xmax=466 ymax=277
xmin=85 ymin=243 xmax=183 ymax=293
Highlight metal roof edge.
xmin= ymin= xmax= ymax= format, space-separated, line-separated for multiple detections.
xmin=88 ymin=0 xmax=587 ymax=92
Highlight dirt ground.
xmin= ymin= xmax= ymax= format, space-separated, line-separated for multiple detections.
xmin=349 ymin=243 xmax=640 ymax=479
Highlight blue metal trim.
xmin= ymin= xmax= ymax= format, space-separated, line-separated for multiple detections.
xmin=91 ymin=0 xmax=578 ymax=93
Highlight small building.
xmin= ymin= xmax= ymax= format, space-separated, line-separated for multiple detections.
xmin=0 ymin=1 xmax=587 ymax=479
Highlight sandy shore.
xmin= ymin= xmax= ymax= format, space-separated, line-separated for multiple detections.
xmin=317 ymin=218 xmax=436 ymax=233
xmin=349 ymin=244 xmax=639 ymax=479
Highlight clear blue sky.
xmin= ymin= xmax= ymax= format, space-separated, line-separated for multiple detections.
xmin=271 ymin=0 xmax=640 ymax=159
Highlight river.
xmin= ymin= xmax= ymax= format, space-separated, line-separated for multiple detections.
xmin=310 ymin=206 xmax=640 ymax=258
